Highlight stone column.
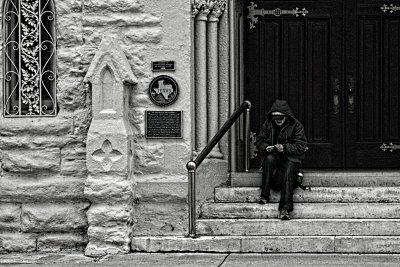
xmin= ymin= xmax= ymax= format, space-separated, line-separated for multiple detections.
xmin=83 ymin=37 xmax=137 ymax=256
xmin=194 ymin=8 xmax=210 ymax=152
xmin=207 ymin=2 xmax=225 ymax=158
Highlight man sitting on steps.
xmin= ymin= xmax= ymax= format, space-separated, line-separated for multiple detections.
xmin=255 ymin=99 xmax=307 ymax=220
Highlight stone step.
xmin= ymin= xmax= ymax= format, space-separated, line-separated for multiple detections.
xmin=201 ymin=203 xmax=400 ymax=219
xmin=131 ymin=236 xmax=400 ymax=253
xmin=215 ymin=186 xmax=400 ymax=203
xmin=231 ymin=171 xmax=400 ymax=187
xmin=197 ymin=219 xmax=400 ymax=236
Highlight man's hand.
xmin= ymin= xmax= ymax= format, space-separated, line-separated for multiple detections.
xmin=266 ymin=146 xmax=275 ymax=152
xmin=275 ymin=144 xmax=284 ymax=153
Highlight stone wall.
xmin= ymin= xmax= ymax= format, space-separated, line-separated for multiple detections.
xmin=0 ymin=0 xmax=231 ymax=253
xmin=0 ymin=0 xmax=199 ymax=253
xmin=130 ymin=0 xmax=193 ymax=237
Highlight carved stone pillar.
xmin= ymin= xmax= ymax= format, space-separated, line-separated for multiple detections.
xmin=194 ymin=8 xmax=210 ymax=151
xmin=83 ymin=37 xmax=137 ymax=256
xmin=207 ymin=2 xmax=225 ymax=157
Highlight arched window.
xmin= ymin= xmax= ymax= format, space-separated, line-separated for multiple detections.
xmin=3 ymin=0 xmax=56 ymax=117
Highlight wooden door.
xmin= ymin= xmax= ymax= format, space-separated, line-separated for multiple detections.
xmin=244 ymin=0 xmax=344 ymax=168
xmin=345 ymin=0 xmax=400 ymax=167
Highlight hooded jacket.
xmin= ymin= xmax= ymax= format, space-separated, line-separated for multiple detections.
xmin=255 ymin=100 xmax=307 ymax=163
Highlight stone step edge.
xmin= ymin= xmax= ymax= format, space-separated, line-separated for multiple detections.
xmin=131 ymin=236 xmax=400 ymax=253
xmin=200 ymin=202 xmax=400 ymax=219
xmin=231 ymin=171 xmax=400 ymax=177
xmin=214 ymin=186 xmax=400 ymax=203
xmin=197 ymin=219 xmax=400 ymax=236
xmin=197 ymin=218 xmax=400 ymax=222
xmin=216 ymin=186 xmax=400 ymax=190
xmin=230 ymin=171 xmax=400 ymax=187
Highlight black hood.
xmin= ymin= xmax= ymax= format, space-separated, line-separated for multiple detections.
xmin=267 ymin=99 xmax=296 ymax=121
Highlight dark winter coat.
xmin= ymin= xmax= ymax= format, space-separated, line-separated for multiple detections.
xmin=255 ymin=100 xmax=307 ymax=164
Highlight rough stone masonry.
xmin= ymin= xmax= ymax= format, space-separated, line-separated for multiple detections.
xmin=0 ymin=0 xmax=199 ymax=254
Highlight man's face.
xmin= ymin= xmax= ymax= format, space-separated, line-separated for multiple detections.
xmin=272 ymin=115 xmax=287 ymax=126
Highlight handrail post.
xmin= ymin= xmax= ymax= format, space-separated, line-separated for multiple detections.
xmin=185 ymin=100 xmax=251 ymax=238
xmin=186 ymin=161 xmax=197 ymax=238
xmin=244 ymin=102 xmax=251 ymax=172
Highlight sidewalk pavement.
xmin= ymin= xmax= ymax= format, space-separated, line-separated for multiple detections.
xmin=1 ymin=253 xmax=400 ymax=267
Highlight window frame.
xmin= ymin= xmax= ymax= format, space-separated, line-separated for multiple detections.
xmin=2 ymin=0 xmax=57 ymax=117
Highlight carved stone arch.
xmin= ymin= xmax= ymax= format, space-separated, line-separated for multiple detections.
xmin=2 ymin=0 xmax=57 ymax=117
xmin=99 ymin=65 xmax=116 ymax=112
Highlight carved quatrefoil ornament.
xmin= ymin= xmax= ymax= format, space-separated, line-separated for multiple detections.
xmin=91 ymin=140 xmax=122 ymax=171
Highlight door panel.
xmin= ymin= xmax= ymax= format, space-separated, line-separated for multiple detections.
xmin=346 ymin=0 xmax=400 ymax=167
xmin=245 ymin=0 xmax=343 ymax=168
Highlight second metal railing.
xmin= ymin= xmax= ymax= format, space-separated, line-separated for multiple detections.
xmin=186 ymin=100 xmax=251 ymax=237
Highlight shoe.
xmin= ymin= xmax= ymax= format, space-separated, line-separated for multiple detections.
xmin=258 ymin=196 xmax=268 ymax=204
xmin=280 ymin=209 xmax=290 ymax=220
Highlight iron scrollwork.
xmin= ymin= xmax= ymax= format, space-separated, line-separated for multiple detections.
xmin=3 ymin=0 xmax=57 ymax=117
xmin=247 ymin=2 xmax=308 ymax=29
xmin=380 ymin=143 xmax=400 ymax=152
xmin=381 ymin=4 xmax=400 ymax=13
xmin=250 ymin=131 xmax=258 ymax=159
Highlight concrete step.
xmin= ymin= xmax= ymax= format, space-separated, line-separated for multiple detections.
xmin=131 ymin=236 xmax=400 ymax=253
xmin=231 ymin=171 xmax=400 ymax=187
xmin=201 ymin=203 xmax=400 ymax=219
xmin=197 ymin=219 xmax=400 ymax=236
xmin=215 ymin=186 xmax=400 ymax=203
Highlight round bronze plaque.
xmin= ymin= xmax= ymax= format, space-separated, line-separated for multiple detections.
xmin=148 ymin=75 xmax=179 ymax=106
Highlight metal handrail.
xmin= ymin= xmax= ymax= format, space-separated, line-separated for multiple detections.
xmin=186 ymin=100 xmax=251 ymax=237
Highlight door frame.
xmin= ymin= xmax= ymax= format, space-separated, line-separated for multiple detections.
xmin=229 ymin=0 xmax=245 ymax=172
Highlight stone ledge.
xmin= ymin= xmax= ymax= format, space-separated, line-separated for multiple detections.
xmin=131 ymin=236 xmax=334 ymax=253
xmin=335 ymin=236 xmax=400 ymax=253
xmin=131 ymin=236 xmax=400 ymax=253
xmin=231 ymin=171 xmax=400 ymax=187
xmin=131 ymin=236 xmax=240 ymax=252
xmin=201 ymin=203 xmax=400 ymax=219
xmin=241 ymin=236 xmax=334 ymax=253
xmin=197 ymin=219 xmax=400 ymax=236
xmin=215 ymin=186 xmax=400 ymax=203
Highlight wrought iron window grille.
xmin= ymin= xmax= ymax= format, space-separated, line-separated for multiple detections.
xmin=3 ymin=0 xmax=57 ymax=117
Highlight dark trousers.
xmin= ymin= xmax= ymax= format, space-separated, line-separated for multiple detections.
xmin=261 ymin=153 xmax=300 ymax=211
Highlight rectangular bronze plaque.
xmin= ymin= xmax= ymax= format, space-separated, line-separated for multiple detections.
xmin=145 ymin=111 xmax=182 ymax=138
xmin=151 ymin=61 xmax=175 ymax=71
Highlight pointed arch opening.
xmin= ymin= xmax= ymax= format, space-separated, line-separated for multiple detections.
xmin=100 ymin=65 xmax=116 ymax=112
